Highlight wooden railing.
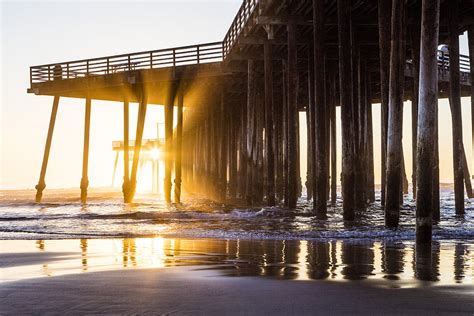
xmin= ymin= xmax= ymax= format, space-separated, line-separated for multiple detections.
xmin=30 ymin=42 xmax=223 ymax=84
xmin=222 ymin=0 xmax=259 ymax=58
xmin=405 ymin=50 xmax=471 ymax=83
xmin=437 ymin=51 xmax=471 ymax=75
xmin=30 ymin=0 xmax=472 ymax=87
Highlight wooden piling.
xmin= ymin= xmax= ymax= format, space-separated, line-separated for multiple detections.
xmin=35 ymin=95 xmax=60 ymax=202
xmin=122 ymin=100 xmax=130 ymax=201
xmin=240 ymin=101 xmax=248 ymax=200
xmin=112 ymin=151 xmax=119 ymax=187
xmin=246 ymin=60 xmax=256 ymax=204
xmin=448 ymin=0 xmax=465 ymax=215
xmin=174 ymin=91 xmax=183 ymax=204
xmin=282 ymin=60 xmax=289 ymax=206
xmin=330 ymin=74 xmax=337 ymax=205
xmin=313 ymin=0 xmax=328 ymax=217
xmin=433 ymin=106 xmax=440 ymax=222
xmin=461 ymin=146 xmax=473 ymax=198
xmin=275 ymin=70 xmax=285 ymax=202
xmin=353 ymin=44 xmax=364 ymax=211
xmin=219 ymin=90 xmax=228 ymax=200
xmin=410 ymin=7 xmax=421 ymax=199
xmin=80 ymin=97 xmax=92 ymax=204
xmin=128 ymin=92 xmax=147 ymax=203
xmin=287 ymin=22 xmax=299 ymax=209
xmin=164 ymin=90 xmax=174 ymax=203
xmin=228 ymin=105 xmax=238 ymax=199
xmin=337 ymin=0 xmax=356 ymax=220
xmin=469 ymin=25 xmax=474 ymax=177
xmin=385 ymin=0 xmax=405 ymax=227
xmin=416 ymin=0 xmax=440 ymax=243
xmin=307 ymin=43 xmax=315 ymax=201
xmin=358 ymin=49 xmax=368 ymax=208
xmin=256 ymin=91 xmax=265 ymax=203
xmin=264 ymin=41 xmax=275 ymax=206
xmin=378 ymin=0 xmax=391 ymax=206
xmin=366 ymin=76 xmax=375 ymax=203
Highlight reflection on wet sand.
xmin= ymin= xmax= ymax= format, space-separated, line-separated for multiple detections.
xmin=1 ymin=238 xmax=471 ymax=287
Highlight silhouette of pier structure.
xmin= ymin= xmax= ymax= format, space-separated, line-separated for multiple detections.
xmin=29 ymin=0 xmax=474 ymax=243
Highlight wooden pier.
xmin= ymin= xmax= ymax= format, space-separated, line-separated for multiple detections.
xmin=29 ymin=0 xmax=474 ymax=243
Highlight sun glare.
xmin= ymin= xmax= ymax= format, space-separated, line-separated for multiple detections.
xmin=150 ymin=148 xmax=160 ymax=160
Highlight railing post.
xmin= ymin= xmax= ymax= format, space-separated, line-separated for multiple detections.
xmin=197 ymin=46 xmax=200 ymax=64
xmin=67 ymin=63 xmax=70 ymax=79
xmin=173 ymin=50 xmax=176 ymax=67
xmin=86 ymin=60 xmax=89 ymax=76
xmin=150 ymin=52 xmax=153 ymax=69
xmin=106 ymin=58 xmax=109 ymax=74
xmin=128 ymin=55 xmax=131 ymax=71
xmin=48 ymin=65 xmax=51 ymax=81
xmin=30 ymin=67 xmax=32 ymax=86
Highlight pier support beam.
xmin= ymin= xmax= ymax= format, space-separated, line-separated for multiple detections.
xmin=410 ymin=7 xmax=421 ymax=200
xmin=385 ymin=0 xmax=405 ymax=227
xmin=416 ymin=0 xmax=440 ymax=243
xmin=174 ymin=91 xmax=183 ymax=204
xmin=378 ymin=0 xmax=391 ymax=207
xmin=112 ymin=151 xmax=119 ymax=187
xmin=366 ymin=80 xmax=375 ymax=203
xmin=164 ymin=91 xmax=174 ymax=204
xmin=264 ymin=40 xmax=275 ymax=206
xmin=246 ymin=60 xmax=256 ymax=205
xmin=469 ymin=25 xmax=474 ymax=177
xmin=330 ymin=74 xmax=337 ymax=205
xmin=448 ymin=0 xmax=465 ymax=215
xmin=122 ymin=100 xmax=130 ymax=201
xmin=307 ymin=40 xmax=315 ymax=202
xmin=313 ymin=0 xmax=327 ymax=218
xmin=80 ymin=98 xmax=92 ymax=204
xmin=287 ymin=22 xmax=299 ymax=209
xmin=219 ymin=90 xmax=228 ymax=201
xmin=35 ymin=95 xmax=60 ymax=202
xmin=276 ymin=64 xmax=285 ymax=202
xmin=127 ymin=92 xmax=148 ymax=203
xmin=338 ymin=0 xmax=356 ymax=220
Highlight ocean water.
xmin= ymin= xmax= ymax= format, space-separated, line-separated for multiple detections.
xmin=0 ymin=188 xmax=472 ymax=241
xmin=1 ymin=189 xmax=473 ymax=286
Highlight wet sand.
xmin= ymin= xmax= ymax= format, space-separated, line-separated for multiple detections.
xmin=1 ymin=238 xmax=473 ymax=314
xmin=2 ymin=264 xmax=473 ymax=315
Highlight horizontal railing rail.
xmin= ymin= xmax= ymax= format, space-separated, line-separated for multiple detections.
xmin=222 ymin=0 xmax=259 ymax=59
xmin=406 ymin=50 xmax=471 ymax=83
xmin=30 ymin=42 xmax=223 ymax=84
xmin=112 ymin=139 xmax=165 ymax=150
xmin=437 ymin=51 xmax=471 ymax=74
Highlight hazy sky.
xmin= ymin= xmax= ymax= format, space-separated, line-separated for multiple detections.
xmin=0 ymin=1 xmax=472 ymax=190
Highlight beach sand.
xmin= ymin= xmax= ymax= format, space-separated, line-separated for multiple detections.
xmin=1 ymin=239 xmax=473 ymax=315
xmin=2 ymin=264 xmax=473 ymax=315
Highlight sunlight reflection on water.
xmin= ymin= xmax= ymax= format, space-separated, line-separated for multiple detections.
xmin=0 ymin=238 xmax=472 ymax=288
